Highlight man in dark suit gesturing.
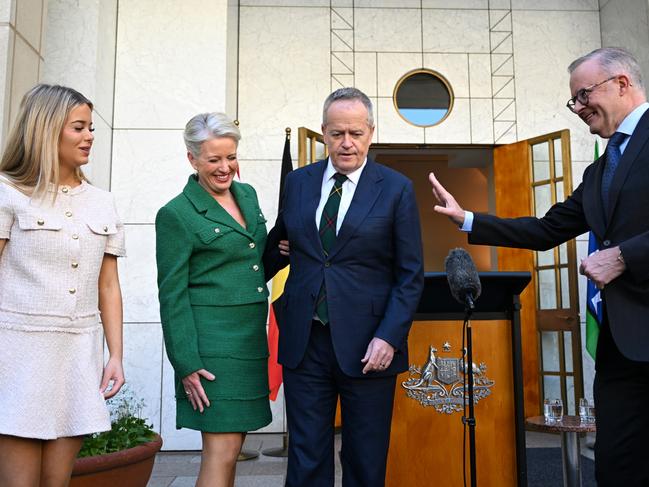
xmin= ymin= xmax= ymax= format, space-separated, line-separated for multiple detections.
xmin=268 ymin=87 xmax=424 ymax=486
xmin=430 ymin=47 xmax=649 ymax=486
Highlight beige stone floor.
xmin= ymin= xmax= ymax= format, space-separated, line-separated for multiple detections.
xmin=147 ymin=431 xmax=595 ymax=486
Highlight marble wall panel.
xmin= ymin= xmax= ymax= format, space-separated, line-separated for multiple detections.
xmin=422 ymin=0 xmax=488 ymax=7
xmin=468 ymin=53 xmax=491 ymax=98
xmin=422 ymin=9 xmax=489 ymax=53
xmin=122 ymin=323 xmax=163 ymax=432
xmin=512 ymin=10 xmax=600 ymax=162
xmin=368 ymin=96 xmax=379 ymax=145
xmin=41 ymin=0 xmax=118 ymax=122
xmin=354 ymin=8 xmax=422 ymax=52
xmin=354 ymin=0 xmax=421 ymax=7
xmin=94 ymin=0 xmax=117 ymax=123
xmin=114 ymin=0 xmax=229 ymax=129
xmin=0 ymin=0 xmax=13 ymax=23
xmin=8 ymin=35 xmax=39 ymax=124
xmin=111 ymin=129 xmax=188 ymax=224
xmin=41 ymin=0 xmax=95 ymax=101
xmin=571 ymin=159 xmax=593 ymax=189
xmin=600 ymin=0 xmax=649 ymax=89
xmin=470 ymin=98 xmax=493 ymax=143
xmin=331 ymin=7 xmax=352 ymax=29
xmin=511 ymin=0 xmax=598 ymax=10
xmin=0 ymin=25 xmax=12 ymax=139
xmin=376 ymin=97 xmax=425 ymax=143
xmin=15 ymin=0 xmax=43 ymax=50
xmin=118 ymin=224 xmax=160 ymax=324
xmin=85 ymin=114 xmax=112 ymax=190
xmin=424 ymin=98 xmax=472 ymax=143
xmin=241 ymin=0 xmax=329 ymax=5
xmin=489 ymin=0 xmax=513 ymax=8
xmin=377 ymin=52 xmax=422 ymax=98
xmin=225 ymin=0 xmax=239 ymax=117
xmin=355 ymin=52 xmax=377 ymax=97
xmin=423 ymin=53 xmax=470 ymax=98
xmin=238 ymin=6 xmax=329 ymax=160
xmin=238 ymin=159 xmax=283 ymax=226
xmin=160 ymin=350 xmax=202 ymax=450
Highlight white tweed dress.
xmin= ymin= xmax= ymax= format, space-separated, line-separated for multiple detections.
xmin=0 ymin=178 xmax=125 ymax=439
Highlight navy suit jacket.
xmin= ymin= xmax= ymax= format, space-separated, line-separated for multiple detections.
xmin=469 ymin=109 xmax=649 ymax=362
xmin=266 ymin=158 xmax=424 ymax=377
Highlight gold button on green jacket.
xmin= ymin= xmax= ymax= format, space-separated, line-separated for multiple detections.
xmin=155 ymin=175 xmax=271 ymax=432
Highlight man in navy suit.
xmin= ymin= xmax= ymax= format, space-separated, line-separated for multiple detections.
xmin=430 ymin=47 xmax=649 ymax=486
xmin=267 ymin=87 xmax=424 ymax=486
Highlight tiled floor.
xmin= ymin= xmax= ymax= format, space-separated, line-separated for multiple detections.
xmin=147 ymin=431 xmax=595 ymax=486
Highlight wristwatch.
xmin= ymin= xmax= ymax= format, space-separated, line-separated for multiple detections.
xmin=617 ymin=249 xmax=625 ymax=264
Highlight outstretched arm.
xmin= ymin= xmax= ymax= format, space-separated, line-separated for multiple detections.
xmin=429 ymin=172 xmax=466 ymax=226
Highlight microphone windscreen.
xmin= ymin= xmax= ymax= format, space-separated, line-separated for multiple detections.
xmin=445 ymin=248 xmax=482 ymax=305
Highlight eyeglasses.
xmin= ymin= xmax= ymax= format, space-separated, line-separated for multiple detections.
xmin=566 ymin=75 xmax=618 ymax=112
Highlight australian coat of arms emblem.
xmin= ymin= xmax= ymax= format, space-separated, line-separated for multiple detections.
xmin=401 ymin=342 xmax=495 ymax=414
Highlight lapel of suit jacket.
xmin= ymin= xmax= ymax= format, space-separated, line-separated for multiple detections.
xmin=606 ymin=108 xmax=649 ymax=226
xmin=230 ymin=181 xmax=258 ymax=236
xmin=301 ymin=160 xmax=327 ymax=253
xmin=183 ymin=176 xmax=255 ymax=237
xmin=327 ymin=159 xmax=383 ymax=260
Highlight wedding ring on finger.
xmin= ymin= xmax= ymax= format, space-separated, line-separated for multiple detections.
xmin=185 ymin=391 xmax=192 ymax=396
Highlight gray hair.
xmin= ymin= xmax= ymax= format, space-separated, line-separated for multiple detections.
xmin=568 ymin=47 xmax=645 ymax=92
xmin=183 ymin=112 xmax=241 ymax=157
xmin=322 ymin=87 xmax=374 ymax=127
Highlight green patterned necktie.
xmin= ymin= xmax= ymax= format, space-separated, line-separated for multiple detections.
xmin=315 ymin=173 xmax=347 ymax=324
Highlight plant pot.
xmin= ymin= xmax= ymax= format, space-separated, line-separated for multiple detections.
xmin=70 ymin=433 xmax=163 ymax=487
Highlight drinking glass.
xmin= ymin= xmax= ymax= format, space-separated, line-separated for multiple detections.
xmin=543 ymin=398 xmax=563 ymax=422
xmin=578 ymin=398 xmax=595 ymax=423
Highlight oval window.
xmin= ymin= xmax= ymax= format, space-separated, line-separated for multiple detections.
xmin=393 ymin=69 xmax=453 ymax=127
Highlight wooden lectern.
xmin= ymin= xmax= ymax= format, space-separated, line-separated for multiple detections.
xmin=386 ymin=272 xmax=531 ymax=487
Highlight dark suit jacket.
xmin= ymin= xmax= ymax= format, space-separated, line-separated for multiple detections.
xmin=469 ymin=109 xmax=649 ymax=362
xmin=266 ymin=158 xmax=424 ymax=377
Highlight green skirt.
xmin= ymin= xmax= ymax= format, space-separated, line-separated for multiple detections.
xmin=176 ymin=302 xmax=271 ymax=433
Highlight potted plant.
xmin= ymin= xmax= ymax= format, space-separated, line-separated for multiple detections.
xmin=70 ymin=386 xmax=163 ymax=487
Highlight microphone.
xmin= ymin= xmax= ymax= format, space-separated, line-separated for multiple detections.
xmin=445 ymin=248 xmax=482 ymax=310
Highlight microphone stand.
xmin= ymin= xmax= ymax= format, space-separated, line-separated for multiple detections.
xmin=462 ymin=297 xmax=477 ymax=487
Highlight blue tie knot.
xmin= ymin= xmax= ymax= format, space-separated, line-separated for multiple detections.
xmin=607 ymin=131 xmax=626 ymax=149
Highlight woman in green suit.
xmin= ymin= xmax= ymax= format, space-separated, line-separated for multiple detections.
xmin=155 ymin=112 xmax=286 ymax=487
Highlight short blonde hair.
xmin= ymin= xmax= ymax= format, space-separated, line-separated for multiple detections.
xmin=0 ymin=84 xmax=93 ymax=199
xmin=183 ymin=112 xmax=240 ymax=158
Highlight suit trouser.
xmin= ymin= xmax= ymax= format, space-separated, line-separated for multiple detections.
xmin=594 ymin=316 xmax=649 ymax=487
xmin=283 ymin=321 xmax=397 ymax=487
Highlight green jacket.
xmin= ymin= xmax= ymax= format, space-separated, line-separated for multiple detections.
xmin=155 ymin=175 xmax=269 ymax=378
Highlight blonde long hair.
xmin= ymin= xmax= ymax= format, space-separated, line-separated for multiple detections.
xmin=0 ymin=84 xmax=93 ymax=199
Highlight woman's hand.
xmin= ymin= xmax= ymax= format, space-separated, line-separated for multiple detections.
xmin=279 ymin=239 xmax=290 ymax=256
xmin=182 ymin=369 xmax=216 ymax=413
xmin=100 ymin=356 xmax=125 ymax=399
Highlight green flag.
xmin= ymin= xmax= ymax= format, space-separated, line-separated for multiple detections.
xmin=585 ymin=140 xmax=602 ymax=360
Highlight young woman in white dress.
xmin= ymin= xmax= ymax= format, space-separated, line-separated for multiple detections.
xmin=0 ymin=84 xmax=126 ymax=486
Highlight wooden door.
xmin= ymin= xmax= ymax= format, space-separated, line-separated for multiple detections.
xmin=493 ymin=130 xmax=581 ymax=416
